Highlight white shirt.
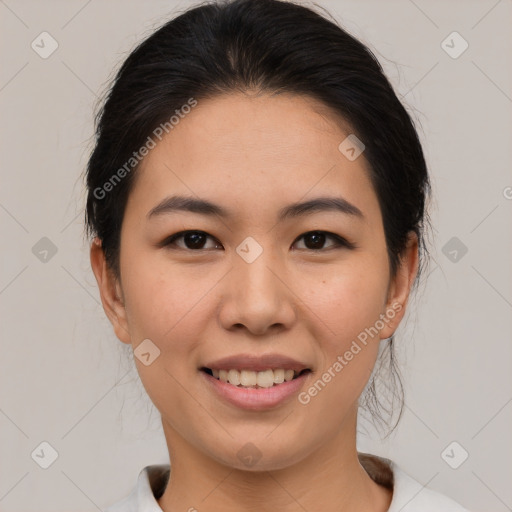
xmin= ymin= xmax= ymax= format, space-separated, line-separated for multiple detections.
xmin=105 ymin=454 xmax=471 ymax=512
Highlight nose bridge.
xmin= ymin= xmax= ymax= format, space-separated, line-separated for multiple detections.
xmin=234 ymin=238 xmax=283 ymax=304
xmin=218 ymin=237 xmax=296 ymax=334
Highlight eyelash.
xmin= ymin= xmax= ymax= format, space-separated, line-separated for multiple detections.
xmin=159 ymin=230 xmax=357 ymax=252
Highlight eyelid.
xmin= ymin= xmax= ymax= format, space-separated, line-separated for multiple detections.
xmin=292 ymin=230 xmax=357 ymax=251
xmin=158 ymin=230 xmax=222 ymax=250
xmin=159 ymin=229 xmax=357 ymax=251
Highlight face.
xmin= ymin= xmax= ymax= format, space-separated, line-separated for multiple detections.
xmin=91 ymin=91 xmax=417 ymax=471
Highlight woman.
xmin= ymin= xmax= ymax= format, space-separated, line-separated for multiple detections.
xmin=85 ymin=0 xmax=471 ymax=510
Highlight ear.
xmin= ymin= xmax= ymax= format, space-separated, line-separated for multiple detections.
xmin=90 ymin=237 xmax=131 ymax=345
xmin=379 ymin=231 xmax=419 ymax=340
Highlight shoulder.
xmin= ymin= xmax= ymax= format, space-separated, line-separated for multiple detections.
xmin=358 ymin=453 xmax=471 ymax=512
xmin=105 ymin=464 xmax=170 ymax=512
xmin=387 ymin=460 xmax=471 ymax=512
xmin=105 ymin=491 xmax=138 ymax=512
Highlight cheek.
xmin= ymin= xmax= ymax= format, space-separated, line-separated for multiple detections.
xmin=121 ymin=259 xmax=219 ymax=414
xmin=294 ymin=264 xmax=388 ymax=420
xmin=293 ymin=256 xmax=390 ymax=350
xmin=121 ymin=252 xmax=221 ymax=352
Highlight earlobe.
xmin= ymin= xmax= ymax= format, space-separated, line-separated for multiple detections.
xmin=89 ymin=238 xmax=132 ymax=345
xmin=380 ymin=232 xmax=419 ymax=340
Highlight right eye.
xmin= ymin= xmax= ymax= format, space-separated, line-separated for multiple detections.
xmin=160 ymin=230 xmax=223 ymax=251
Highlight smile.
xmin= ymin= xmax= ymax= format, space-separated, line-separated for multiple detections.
xmin=202 ymin=367 xmax=311 ymax=388
xmin=200 ymin=367 xmax=312 ymax=411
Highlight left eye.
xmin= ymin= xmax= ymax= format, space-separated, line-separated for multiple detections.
xmin=292 ymin=231 xmax=353 ymax=251
xmin=160 ymin=230 xmax=354 ymax=251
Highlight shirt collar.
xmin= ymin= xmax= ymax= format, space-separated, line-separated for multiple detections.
xmin=136 ymin=464 xmax=169 ymax=511
xmin=130 ymin=454 xmax=443 ymax=511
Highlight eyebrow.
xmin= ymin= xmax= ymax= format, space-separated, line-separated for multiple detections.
xmin=147 ymin=194 xmax=364 ymax=221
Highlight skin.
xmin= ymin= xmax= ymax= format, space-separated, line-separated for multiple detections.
xmin=90 ymin=91 xmax=418 ymax=512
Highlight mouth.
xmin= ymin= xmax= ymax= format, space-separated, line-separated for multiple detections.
xmin=200 ymin=367 xmax=312 ymax=389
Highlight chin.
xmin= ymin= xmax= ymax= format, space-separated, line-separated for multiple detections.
xmin=205 ymin=435 xmax=311 ymax=473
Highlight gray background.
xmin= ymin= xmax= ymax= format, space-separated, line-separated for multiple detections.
xmin=1 ymin=0 xmax=511 ymax=511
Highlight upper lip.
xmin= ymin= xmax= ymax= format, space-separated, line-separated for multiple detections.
xmin=202 ymin=353 xmax=311 ymax=373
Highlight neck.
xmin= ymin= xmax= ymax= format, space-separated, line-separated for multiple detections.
xmin=157 ymin=412 xmax=392 ymax=512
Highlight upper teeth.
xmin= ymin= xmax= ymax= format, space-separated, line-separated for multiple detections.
xmin=212 ymin=368 xmax=297 ymax=388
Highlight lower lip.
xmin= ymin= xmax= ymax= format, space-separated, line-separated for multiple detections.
xmin=201 ymin=370 xmax=311 ymax=411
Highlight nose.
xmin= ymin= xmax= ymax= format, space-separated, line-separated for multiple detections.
xmin=217 ymin=246 xmax=297 ymax=336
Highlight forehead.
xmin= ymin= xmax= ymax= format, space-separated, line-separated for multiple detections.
xmin=127 ymin=92 xmax=379 ymax=224
xmin=146 ymin=92 xmax=355 ymax=169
